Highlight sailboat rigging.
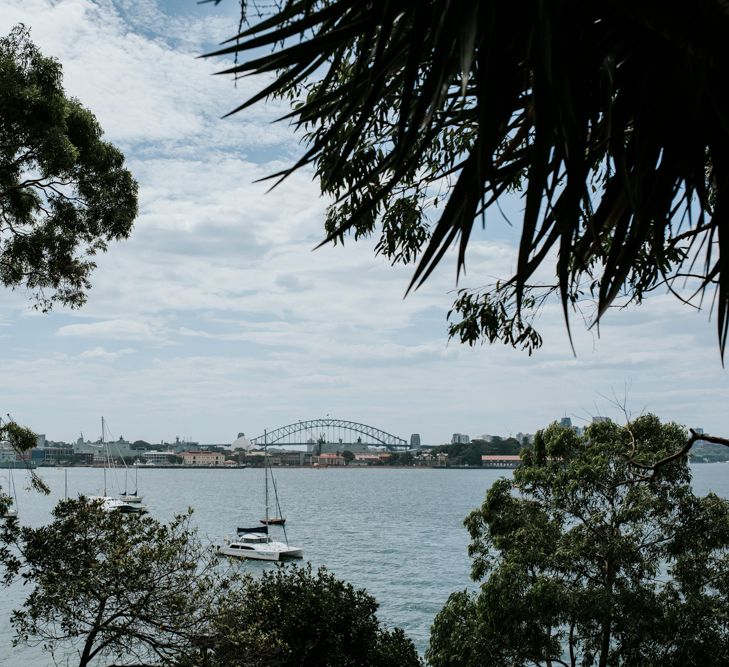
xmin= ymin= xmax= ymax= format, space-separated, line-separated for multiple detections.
xmin=120 ymin=462 xmax=143 ymax=504
xmin=217 ymin=429 xmax=302 ymax=561
xmin=260 ymin=445 xmax=286 ymax=526
xmin=89 ymin=417 xmax=146 ymax=514
xmin=1 ymin=467 xmax=18 ymax=519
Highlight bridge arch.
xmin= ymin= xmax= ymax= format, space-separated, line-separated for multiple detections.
xmin=250 ymin=418 xmax=408 ymax=449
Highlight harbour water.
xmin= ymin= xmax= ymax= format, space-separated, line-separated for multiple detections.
xmin=1 ymin=464 xmax=728 ymax=664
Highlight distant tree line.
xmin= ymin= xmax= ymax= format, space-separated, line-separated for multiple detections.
xmin=430 ymin=436 xmax=523 ymax=466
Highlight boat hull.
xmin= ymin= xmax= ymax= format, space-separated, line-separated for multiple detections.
xmin=217 ymin=543 xmax=303 ymax=561
xmin=89 ymin=496 xmax=147 ymax=514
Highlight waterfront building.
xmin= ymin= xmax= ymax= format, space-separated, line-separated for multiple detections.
xmin=314 ymin=453 xmax=345 ymax=466
xmin=276 ymin=451 xmax=310 ymax=466
xmin=481 ymin=454 xmax=522 ymax=469
xmin=0 ymin=445 xmax=17 ymax=464
xmin=181 ymin=451 xmax=224 ymax=466
xmin=231 ymin=434 xmax=253 ymax=451
xmin=353 ymin=452 xmax=391 ymax=464
xmin=41 ymin=446 xmax=74 ymax=465
xmin=73 ymin=437 xmax=138 ymax=460
xmin=141 ymin=451 xmax=177 ymax=464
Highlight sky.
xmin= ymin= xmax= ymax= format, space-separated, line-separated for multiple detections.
xmin=0 ymin=0 xmax=727 ymax=446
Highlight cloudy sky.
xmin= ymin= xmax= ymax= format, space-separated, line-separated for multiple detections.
xmin=0 ymin=0 xmax=727 ymax=446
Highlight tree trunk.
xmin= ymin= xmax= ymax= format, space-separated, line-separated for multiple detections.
xmin=598 ymin=558 xmax=615 ymax=667
xmin=79 ymin=630 xmax=97 ymax=667
xmin=79 ymin=599 xmax=106 ymax=667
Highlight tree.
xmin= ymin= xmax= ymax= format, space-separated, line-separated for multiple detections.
xmin=1 ymin=25 xmax=137 ymax=310
xmin=6 ymin=500 xmax=218 ymax=667
xmin=341 ymin=449 xmax=355 ymax=464
xmin=0 ymin=418 xmax=49 ymax=524
xmin=203 ymin=564 xmax=422 ymax=667
xmin=206 ymin=2 xmax=729 ymax=357
xmin=427 ymin=416 xmax=729 ymax=667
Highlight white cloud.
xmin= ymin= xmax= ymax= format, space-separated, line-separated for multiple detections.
xmin=57 ymin=319 xmax=157 ymax=341
xmin=78 ymin=346 xmax=134 ymax=361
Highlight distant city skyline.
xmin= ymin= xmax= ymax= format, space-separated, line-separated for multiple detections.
xmin=0 ymin=0 xmax=727 ymax=446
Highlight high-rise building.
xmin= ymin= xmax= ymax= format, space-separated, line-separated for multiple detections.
xmin=410 ymin=433 xmax=421 ymax=448
xmin=559 ymin=417 xmax=572 ymax=428
xmin=592 ymin=416 xmax=611 ymax=424
xmin=451 ymin=433 xmax=470 ymax=444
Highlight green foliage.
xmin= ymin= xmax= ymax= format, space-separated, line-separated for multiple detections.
xmin=428 ymin=416 xmax=729 ymax=666
xmin=341 ymin=449 xmax=355 ymax=464
xmin=207 ymin=2 xmax=729 ymax=356
xmin=205 ymin=564 xmax=421 ymax=667
xmin=6 ymin=500 xmax=217 ymax=667
xmin=0 ymin=25 xmax=137 ymax=309
xmin=0 ymin=419 xmax=49 ymax=497
xmin=431 ymin=437 xmax=522 ymax=466
xmin=387 ymin=451 xmax=414 ymax=466
xmin=448 ymin=286 xmax=543 ymax=355
xmin=0 ymin=420 xmax=36 ymax=453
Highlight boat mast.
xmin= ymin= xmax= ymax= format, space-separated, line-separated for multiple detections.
xmin=10 ymin=467 xmax=17 ymax=508
xmin=101 ymin=416 xmax=108 ymax=496
xmin=264 ymin=429 xmax=269 ymax=527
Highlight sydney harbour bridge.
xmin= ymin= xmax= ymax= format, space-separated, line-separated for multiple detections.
xmin=249 ymin=418 xmax=409 ymax=451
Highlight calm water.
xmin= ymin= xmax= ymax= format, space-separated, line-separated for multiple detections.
xmin=1 ymin=463 xmax=728 ymax=664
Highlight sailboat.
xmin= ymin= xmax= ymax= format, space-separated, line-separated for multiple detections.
xmin=89 ymin=417 xmax=146 ymax=514
xmin=120 ymin=464 xmax=143 ymax=504
xmin=217 ymin=431 xmax=302 ymax=561
xmin=1 ymin=467 xmax=18 ymax=519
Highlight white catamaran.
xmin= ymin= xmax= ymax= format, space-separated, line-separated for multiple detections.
xmin=88 ymin=417 xmax=146 ymax=514
xmin=218 ymin=431 xmax=303 ymax=561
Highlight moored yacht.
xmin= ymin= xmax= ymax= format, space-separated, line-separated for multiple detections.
xmin=217 ymin=526 xmax=303 ymax=561
xmin=217 ymin=430 xmax=302 ymax=561
xmin=89 ymin=495 xmax=147 ymax=514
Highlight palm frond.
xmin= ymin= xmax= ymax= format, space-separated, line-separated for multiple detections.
xmin=205 ymin=0 xmax=729 ymax=358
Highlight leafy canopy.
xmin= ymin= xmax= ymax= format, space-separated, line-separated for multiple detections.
xmin=205 ymin=563 xmax=422 ymax=667
xmin=6 ymin=500 xmax=219 ymax=667
xmin=0 ymin=25 xmax=137 ymax=310
xmin=206 ymin=1 xmax=729 ymax=356
xmin=428 ymin=416 xmax=729 ymax=667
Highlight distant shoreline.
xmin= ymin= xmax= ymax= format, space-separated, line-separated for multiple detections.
xmin=32 ymin=460 xmax=728 ymax=471
xmin=35 ymin=464 xmax=512 ymax=471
